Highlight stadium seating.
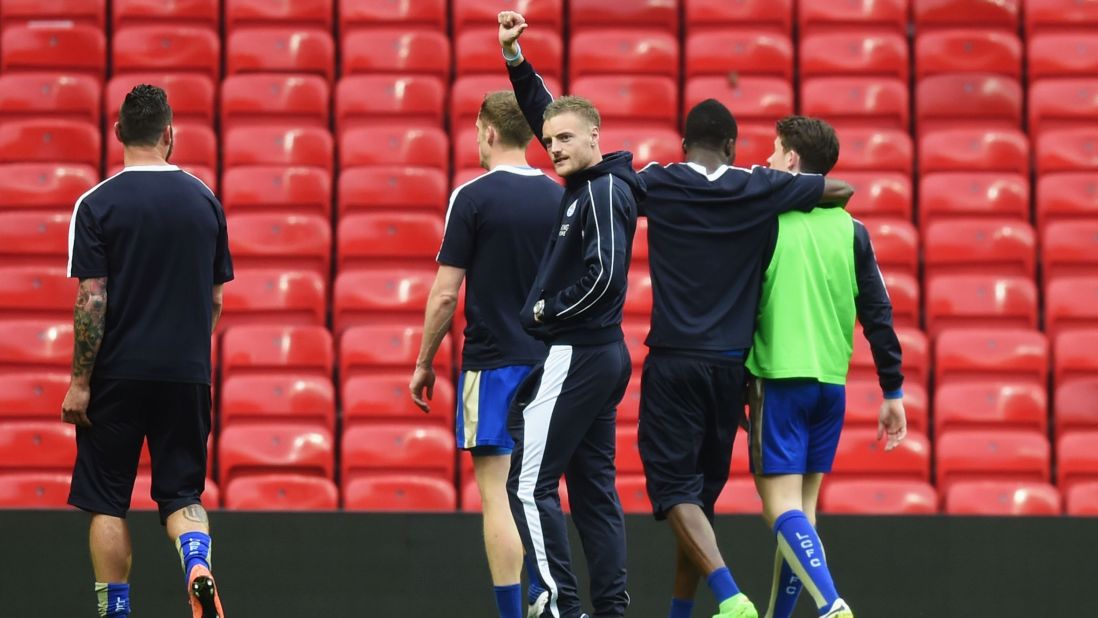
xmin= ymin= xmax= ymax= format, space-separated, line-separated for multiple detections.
xmin=934 ymin=381 xmax=1048 ymax=435
xmin=914 ymin=0 xmax=1020 ymax=31
xmin=831 ymin=428 xmax=932 ymax=481
xmin=916 ymin=30 xmax=1023 ymax=78
xmin=856 ymin=218 xmax=918 ymax=279
xmin=106 ymin=73 xmax=216 ymax=126
xmin=850 ymin=326 xmax=929 ymax=390
xmin=333 ymin=268 xmax=434 ymax=333
xmin=340 ymin=325 xmax=452 ymax=378
xmin=820 ymin=479 xmax=938 ymax=515
xmin=226 ymin=213 xmax=331 ymax=279
xmin=622 ymin=322 xmax=649 ymax=369
xmin=936 ymin=429 xmax=1050 ymax=493
xmin=0 ymin=320 xmax=72 ymax=374
xmin=456 ymin=28 xmax=562 ymax=80
xmin=449 ymin=74 xmax=563 ymax=132
xmin=220 ymin=74 xmax=331 ymax=131
xmin=220 ymin=324 xmax=333 ymax=379
xmin=339 ymin=0 xmax=447 ymax=32
xmin=341 ymin=424 xmax=454 ymax=482
xmin=1036 ymin=173 xmax=1098 ymax=234
xmin=1046 ymin=280 xmax=1098 ymax=342
xmin=344 ymin=474 xmax=458 ymax=511
xmin=0 ymin=164 xmax=97 ymax=212
xmin=130 ymin=475 xmax=220 ymax=510
xmin=1054 ymin=329 xmax=1098 ymax=385
xmin=916 ymin=74 xmax=1023 ymax=137
xmin=617 ymin=376 xmax=642 ymax=423
xmin=337 ymin=213 xmax=444 ymax=271
xmin=1055 ymin=379 xmax=1098 ymax=440
xmin=0 ymin=421 xmax=76 ymax=471
xmin=1057 ymin=431 xmax=1098 ymax=491
xmin=1028 ymin=79 xmax=1098 ymax=137
xmin=882 ymin=272 xmax=921 ymax=329
xmin=569 ymin=0 xmax=679 ymax=36
xmin=801 ymin=78 xmax=909 ymax=131
xmin=685 ymin=30 xmax=793 ymax=80
xmin=572 ymin=76 xmax=679 ymax=131
xmin=830 ymin=128 xmax=913 ymax=175
xmin=837 ymin=173 xmax=912 ymax=222
xmin=1067 ymin=482 xmax=1098 ymax=516
xmin=340 ymin=126 xmax=448 ymax=170
xmin=0 ymin=74 xmax=100 ymax=125
xmin=1 ymin=24 xmax=106 ymax=80
xmin=714 ymin=479 xmax=763 ymax=515
xmin=919 ymin=173 xmax=1029 ymax=228
xmin=923 ymin=219 xmax=1036 ymax=280
xmin=0 ymin=372 xmax=68 ymax=421
xmin=112 ymin=26 xmax=221 ymax=81
xmin=219 ymin=269 xmax=327 ymax=329
xmin=223 ymin=127 xmax=334 ymax=173
xmin=617 ymin=475 xmax=652 ymax=514
xmin=945 ymin=481 xmax=1062 ymax=516
xmin=226 ymin=28 xmax=335 ymax=80
xmin=1028 ymin=33 xmax=1098 ymax=79
xmin=220 ymin=374 xmax=336 ymax=431
xmin=686 ymin=0 xmax=792 ymax=35
xmin=342 ymin=29 xmax=451 ymax=80
xmin=218 ymin=423 xmax=334 ymax=484
xmin=107 ymin=122 xmax=216 ymax=172
xmin=112 ymin=0 xmax=219 ymax=31
xmin=935 ymin=329 xmax=1048 ymax=388
xmin=924 ymin=274 xmax=1038 ymax=339
xmin=342 ymin=373 xmax=454 ymax=428
xmin=224 ymin=474 xmax=339 ymax=511
xmin=919 ymin=128 xmax=1029 ymax=175
xmin=800 ymin=32 xmax=908 ymax=80
xmin=1 ymin=0 xmax=106 ymax=30
xmin=0 ymin=472 xmax=72 ymax=508
xmin=683 ymin=77 xmax=793 ymax=127
xmin=0 ymin=267 xmax=77 ymax=321
xmin=1044 ymin=222 xmax=1098 ymax=287
xmin=338 ymin=75 xmax=447 ymax=131
xmin=337 ymin=167 xmax=448 ymax=216
xmin=844 ymin=380 xmax=928 ymax=432
xmin=615 ymin=426 xmax=643 ymax=476
xmin=569 ymin=31 xmax=679 ymax=82
xmin=1036 ymin=128 xmax=1098 ymax=175
xmin=0 ymin=119 xmax=100 ymax=168
xmin=225 ymin=0 xmax=332 ymax=32
xmin=0 ymin=212 xmax=72 ymax=268
xmin=221 ymin=167 xmax=332 ymax=217
xmin=798 ymin=0 xmax=907 ymax=34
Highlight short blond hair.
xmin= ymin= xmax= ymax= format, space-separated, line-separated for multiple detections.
xmin=544 ymin=95 xmax=601 ymax=129
xmin=478 ymin=91 xmax=534 ymax=148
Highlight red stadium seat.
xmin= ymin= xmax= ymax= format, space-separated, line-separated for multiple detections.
xmin=343 ymin=29 xmax=451 ymax=80
xmin=130 ymin=475 xmax=219 ymax=511
xmin=1036 ymin=128 xmax=1098 ymax=174
xmin=1 ymin=24 xmax=105 ymax=80
xmin=218 ymin=423 xmax=334 ymax=484
xmin=339 ymin=0 xmax=447 ymax=32
xmin=0 ymin=322 xmax=71 ymax=375
xmin=914 ymin=0 xmax=1020 ymax=31
xmin=857 ymin=218 xmax=918 ymax=279
xmin=1067 ymin=481 xmax=1098 ymax=516
xmin=221 ymin=167 xmax=332 ymax=217
xmin=220 ymin=74 xmax=330 ymax=131
xmin=623 ymin=270 xmax=652 ymax=318
xmin=1 ymin=0 xmax=104 ymax=30
xmin=108 ymin=122 xmax=215 ymax=172
xmin=850 ymin=326 xmax=929 ymax=389
xmin=220 ymin=374 xmax=335 ymax=431
xmin=342 ymin=424 xmax=454 ymax=481
xmin=616 ymin=475 xmax=651 ymax=514
xmin=714 ymin=479 xmax=763 ymax=515
xmin=1028 ymin=33 xmax=1098 ymax=79
xmin=633 ymin=218 xmax=649 ymax=263
xmin=1056 ymin=378 xmax=1098 ymax=440
xmin=0 ymin=421 xmax=75 ymax=471
xmin=877 ymin=272 xmax=920 ymax=329
xmin=113 ymin=0 xmax=219 ymax=31
xmin=916 ymin=74 xmax=1023 ymax=138
xmin=218 ymin=269 xmax=327 ymax=330
xmin=1026 ymin=0 xmax=1098 ymax=35
xmin=800 ymin=32 xmax=908 ymax=80
xmin=0 ymin=372 xmax=68 ymax=421
xmin=1057 ymin=431 xmax=1098 ymax=491
xmin=1054 ymin=329 xmax=1098 ymax=385
xmin=923 ymin=219 xmax=1036 ymax=279
xmin=570 ymin=31 xmax=679 ymax=82
xmin=925 ymin=274 xmax=1038 ymax=339
xmin=622 ymin=321 xmax=649 ymax=368
xmin=224 ymin=474 xmax=337 ymax=511
xmin=733 ymin=124 xmax=778 ymax=168
xmin=572 ymin=76 xmax=678 ymax=131
xmin=915 ymin=30 xmax=1022 ymax=79
xmin=1036 ymin=173 xmax=1098 ymax=235
xmin=935 ymin=329 xmax=1048 ymax=387
xmin=106 ymin=73 xmax=215 ymax=126
xmin=0 ymin=267 xmax=76 ymax=321
xmin=341 ymin=126 xmax=448 ymax=169
xmin=683 ymin=77 xmax=793 ymax=126
xmin=919 ymin=173 xmax=1029 ymax=228
xmin=226 ymin=213 xmax=331 ymax=279
xmin=618 ymin=375 xmax=642 ymax=423
xmin=801 ymin=78 xmax=909 ymax=131
xmin=831 ymin=428 xmax=931 ymax=481
xmin=844 ymin=380 xmax=928 ymax=432
xmin=226 ymin=28 xmax=335 ymax=80
xmin=112 ymin=26 xmax=220 ymax=82
xmin=333 ymin=268 xmax=434 ymax=332
xmin=337 ymin=167 xmax=447 ymax=216
xmin=456 ymin=28 xmax=562 ymax=80
xmin=685 ymin=30 xmax=793 ymax=80
xmin=223 ymin=127 xmax=333 ymax=173
xmin=342 ymin=373 xmax=453 ymax=427
xmin=452 ymin=0 xmax=563 ymax=35
xmin=225 ymin=0 xmax=332 ymax=32
xmin=919 ymin=128 xmax=1029 ymax=174
xmin=1044 ymin=222 xmax=1098 ymax=285
xmin=934 ymin=381 xmax=1048 ymax=435
xmin=338 ymin=75 xmax=446 ymax=131
xmin=830 ymin=128 xmax=913 ymax=175
xmin=344 ymin=474 xmax=457 ymax=512
xmin=0 ymin=472 xmax=71 ymax=508
xmin=0 ymin=212 xmax=70 ymax=269
xmin=1040 ymin=277 xmax=1098 ymax=340
xmin=686 ymin=0 xmax=792 ymax=34
xmin=0 ymin=74 xmax=99 ymax=125
xmin=798 ymin=0 xmax=907 ymax=34
xmin=936 ymin=429 xmax=1050 ymax=493
xmin=1029 ymin=80 xmax=1098 ymax=137
xmin=340 ymin=325 xmax=452 ymax=378
xmin=0 ymin=119 xmax=99 ymax=168
xmin=451 ymin=125 xmax=554 ymax=172
xmin=599 ymin=129 xmax=681 ymax=170
xmin=570 ymin=0 xmax=678 ymax=36
xmin=945 ymin=481 xmax=1061 ymax=515
xmin=221 ymin=324 xmax=333 ymax=379
xmin=615 ymin=426 xmax=643 ymax=475
xmin=0 ymin=164 xmax=97 ymax=213
xmin=337 ymin=212 xmax=444 ymax=271
xmin=450 ymin=74 xmax=562 ymax=133
xmin=820 ymin=479 xmax=938 ymax=515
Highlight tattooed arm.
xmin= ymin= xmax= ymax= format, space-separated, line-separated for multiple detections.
xmin=61 ymin=277 xmax=107 ymax=427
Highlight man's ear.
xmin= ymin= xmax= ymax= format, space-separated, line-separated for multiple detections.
xmin=681 ymin=138 xmax=688 ymax=155
xmin=485 ymin=125 xmax=496 ymax=147
xmin=590 ymin=125 xmax=600 ymax=148
xmin=114 ymin=122 xmax=123 ymax=143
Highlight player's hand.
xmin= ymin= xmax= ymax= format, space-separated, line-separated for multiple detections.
xmin=498 ymin=11 xmax=527 ymax=51
xmin=409 ymin=365 xmax=436 ymax=413
xmin=877 ymin=398 xmax=907 ymax=451
xmin=61 ymin=382 xmax=93 ymax=427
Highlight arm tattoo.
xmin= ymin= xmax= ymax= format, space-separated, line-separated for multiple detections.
xmin=182 ymin=504 xmax=209 ymax=524
xmin=72 ymin=277 xmax=108 ymax=382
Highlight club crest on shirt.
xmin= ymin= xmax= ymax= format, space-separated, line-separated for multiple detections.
xmin=566 ymin=200 xmax=577 ymax=217
xmin=559 ymin=223 xmax=570 ymax=237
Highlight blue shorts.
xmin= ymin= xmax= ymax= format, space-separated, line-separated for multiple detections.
xmin=456 ymin=365 xmax=534 ymax=456
xmin=747 ymin=378 xmax=846 ymax=475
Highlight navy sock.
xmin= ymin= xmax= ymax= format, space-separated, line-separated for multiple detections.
xmin=669 ymin=597 xmax=694 ymax=618
xmin=95 ymin=582 xmax=130 ymax=617
xmin=773 ymin=510 xmax=838 ymax=611
xmin=525 ymin=554 xmax=545 ymax=603
xmin=494 ymin=584 xmax=523 ymax=618
xmin=706 ymin=566 xmax=741 ymax=605
xmin=767 ymin=549 xmax=803 ymax=618
xmin=176 ymin=531 xmax=212 ymax=581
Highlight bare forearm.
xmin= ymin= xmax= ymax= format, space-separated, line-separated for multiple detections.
xmin=416 ymin=292 xmax=457 ymax=368
xmin=72 ymin=277 xmax=107 ymax=385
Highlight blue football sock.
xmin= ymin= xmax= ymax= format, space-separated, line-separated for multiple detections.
xmin=95 ymin=582 xmax=130 ymax=617
xmin=706 ymin=566 xmax=741 ymax=605
xmin=494 ymin=584 xmax=523 ymax=618
xmin=773 ymin=510 xmax=838 ymax=611
xmin=525 ymin=554 xmax=546 ymax=603
xmin=176 ymin=531 xmax=212 ymax=581
xmin=766 ymin=548 xmax=803 ymax=618
xmin=669 ymin=597 xmax=694 ymax=618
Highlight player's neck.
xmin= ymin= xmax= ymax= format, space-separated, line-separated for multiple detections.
xmin=685 ymin=149 xmax=730 ymax=175
xmin=486 ymin=149 xmax=531 ymax=170
xmin=123 ymin=147 xmax=170 ymax=168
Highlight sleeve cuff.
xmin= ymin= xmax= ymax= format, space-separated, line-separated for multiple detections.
xmin=883 ymin=388 xmax=904 ymax=400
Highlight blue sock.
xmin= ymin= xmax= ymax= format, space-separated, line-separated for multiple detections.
xmin=176 ymin=531 xmax=212 ymax=581
xmin=669 ymin=597 xmax=694 ymax=618
xmin=494 ymin=584 xmax=523 ymax=618
xmin=773 ymin=510 xmax=838 ymax=611
xmin=95 ymin=582 xmax=130 ymax=617
xmin=525 ymin=554 xmax=545 ymax=603
xmin=706 ymin=566 xmax=741 ymax=604
xmin=768 ymin=550 xmax=803 ymax=618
